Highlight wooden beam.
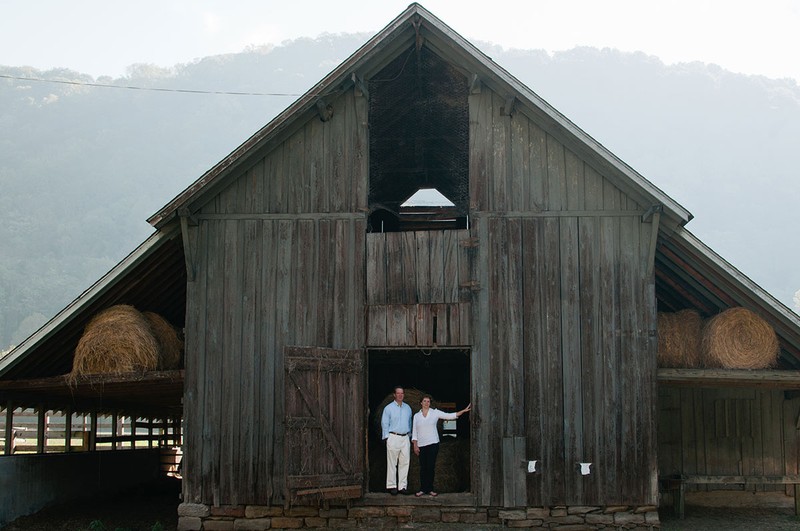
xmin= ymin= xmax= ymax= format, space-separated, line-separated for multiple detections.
xmin=644 ymin=205 xmax=662 ymax=278
xmin=350 ymin=73 xmax=369 ymax=98
xmin=179 ymin=214 xmax=196 ymax=282
xmin=36 ymin=406 xmax=46 ymax=454
xmin=111 ymin=412 xmax=118 ymax=450
xmin=659 ymin=368 xmax=800 ymax=389
xmin=295 ymin=484 xmax=362 ymax=499
xmin=470 ymin=73 xmax=481 ymax=94
xmin=65 ymin=407 xmax=72 ymax=453
xmin=315 ymin=98 xmax=333 ymax=122
xmin=682 ymin=475 xmax=800 ymax=484
xmin=89 ymin=412 xmax=97 ymax=452
xmin=4 ymin=403 xmax=13 ymax=455
xmin=500 ymin=96 xmax=516 ymax=116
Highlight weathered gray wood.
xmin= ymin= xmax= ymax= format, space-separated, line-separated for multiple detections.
xmin=509 ymin=112 xmax=527 ymax=212
xmin=560 ymin=215 xmax=581 ymax=505
xmin=658 ymin=369 xmax=800 ymax=389
xmin=353 ymin=87 xmax=368 ymax=212
xmin=502 ymin=436 xmax=527 ymax=507
xmin=429 ymin=230 xmax=445 ymax=303
xmin=284 ymin=347 xmax=364 ymax=501
xmin=329 ymin=92 xmax=346 ymax=213
xmin=469 ymin=87 xmax=490 ymax=211
xmin=474 ymin=217 xmax=492 ymax=505
xmin=367 ymin=305 xmax=388 ymax=346
xmin=505 ymin=219 xmax=524 ymax=437
xmin=258 ymin=220 xmax=278 ymax=504
xmin=239 ymin=220 xmax=259 ymax=497
xmin=683 ymin=475 xmax=800 ymax=484
xmin=387 ymin=305 xmax=415 ymax=346
xmin=366 ymin=231 xmax=468 ymax=305
xmin=443 ymin=230 xmax=459 ymax=303
xmin=401 ymin=231 xmax=417 ymax=303
xmin=784 ymin=397 xmax=799 ymax=496
xmin=181 ymin=65 xmax=675 ymax=510
xmin=542 ymin=217 xmax=565 ymax=504
xmin=546 ymin=134 xmax=566 ymax=211
xmin=528 ymin=122 xmax=547 ymax=210
xmin=415 ymin=231 xmax=431 ymax=302
xmin=598 ymin=178 xmax=620 ymax=502
xmin=221 ymin=218 xmax=241 ymax=503
xmin=492 ymin=91 xmax=508 ymax=211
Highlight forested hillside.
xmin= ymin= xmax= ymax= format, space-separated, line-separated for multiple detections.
xmin=1 ymin=34 xmax=799 ymax=352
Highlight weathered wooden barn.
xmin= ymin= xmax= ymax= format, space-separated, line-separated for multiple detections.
xmin=3 ymin=3 xmax=800 ymax=528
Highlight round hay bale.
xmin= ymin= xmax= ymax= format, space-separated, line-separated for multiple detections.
xmin=657 ymin=309 xmax=704 ymax=368
xmin=702 ymin=307 xmax=779 ymax=369
xmin=432 ymin=437 xmax=470 ymax=492
xmin=71 ymin=305 xmax=159 ymax=378
xmin=143 ymin=311 xmax=183 ymax=370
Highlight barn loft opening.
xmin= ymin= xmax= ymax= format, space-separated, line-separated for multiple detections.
xmin=367 ymin=44 xmax=469 ymax=233
xmin=367 ymin=348 xmax=471 ymax=494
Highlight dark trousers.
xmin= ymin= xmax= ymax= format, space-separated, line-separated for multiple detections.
xmin=418 ymin=442 xmax=439 ymax=493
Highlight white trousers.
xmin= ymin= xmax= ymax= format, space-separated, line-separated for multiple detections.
xmin=385 ymin=433 xmax=410 ymax=489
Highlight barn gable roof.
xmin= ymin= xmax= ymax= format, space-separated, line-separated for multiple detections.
xmin=147 ymin=2 xmax=692 ymax=231
xmin=2 ymin=4 xmax=800 ymax=414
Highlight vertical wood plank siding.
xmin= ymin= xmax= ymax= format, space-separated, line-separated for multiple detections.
xmin=658 ymin=387 xmax=800 ymax=496
xmin=469 ymin=84 xmax=657 ymax=507
xmin=185 ymin=74 xmax=659 ymax=509
xmin=184 ymin=89 xmax=367 ymax=505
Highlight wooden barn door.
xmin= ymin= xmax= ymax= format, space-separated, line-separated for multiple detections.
xmin=284 ymin=346 xmax=364 ymax=502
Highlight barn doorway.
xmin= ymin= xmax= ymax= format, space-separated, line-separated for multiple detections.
xmin=367 ymin=348 xmax=471 ymax=494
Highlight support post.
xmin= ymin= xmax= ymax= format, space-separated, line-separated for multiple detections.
xmin=89 ymin=412 xmax=97 ymax=451
xmin=65 ymin=408 xmax=73 ymax=453
xmin=4 ymin=403 xmax=13 ymax=455
xmin=37 ymin=406 xmax=46 ymax=454
xmin=111 ymin=412 xmax=118 ymax=450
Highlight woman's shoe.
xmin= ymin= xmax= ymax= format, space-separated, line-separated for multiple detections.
xmin=415 ymin=491 xmax=424 ymax=497
xmin=429 ymin=491 xmax=438 ymax=497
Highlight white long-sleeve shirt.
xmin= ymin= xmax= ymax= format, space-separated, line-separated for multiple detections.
xmin=411 ymin=408 xmax=457 ymax=447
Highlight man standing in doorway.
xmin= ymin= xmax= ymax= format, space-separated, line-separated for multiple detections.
xmin=381 ymin=386 xmax=412 ymax=494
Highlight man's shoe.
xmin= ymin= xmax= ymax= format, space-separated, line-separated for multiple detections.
xmin=389 ymin=488 xmax=398 ymax=495
xmin=398 ymin=488 xmax=408 ymax=495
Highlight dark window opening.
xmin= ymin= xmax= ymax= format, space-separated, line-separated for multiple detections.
xmin=368 ymin=45 xmax=469 ymax=232
xmin=366 ymin=348 xmax=471 ymax=494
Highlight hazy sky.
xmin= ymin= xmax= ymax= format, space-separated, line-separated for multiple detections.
xmin=2 ymin=0 xmax=799 ymax=82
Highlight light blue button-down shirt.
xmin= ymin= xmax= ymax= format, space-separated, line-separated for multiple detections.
xmin=381 ymin=400 xmax=412 ymax=440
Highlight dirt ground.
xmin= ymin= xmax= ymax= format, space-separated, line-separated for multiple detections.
xmin=659 ymin=490 xmax=800 ymax=530
xmin=4 ymin=483 xmax=800 ymax=530
xmin=660 ymin=506 xmax=800 ymax=530
xmin=2 ymin=477 xmax=180 ymax=531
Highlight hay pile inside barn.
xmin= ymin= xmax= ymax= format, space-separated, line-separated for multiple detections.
xmin=658 ymin=307 xmax=780 ymax=369
xmin=702 ymin=307 xmax=779 ymax=369
xmin=71 ymin=305 xmax=182 ymax=379
xmin=657 ymin=309 xmax=704 ymax=368
xmin=143 ymin=311 xmax=183 ymax=370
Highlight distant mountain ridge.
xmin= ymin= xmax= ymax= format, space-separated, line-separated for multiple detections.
xmin=1 ymin=34 xmax=798 ymax=351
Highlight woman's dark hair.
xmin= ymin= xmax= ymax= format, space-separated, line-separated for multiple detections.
xmin=419 ymin=394 xmax=432 ymax=404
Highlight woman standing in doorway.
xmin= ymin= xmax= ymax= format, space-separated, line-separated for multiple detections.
xmin=411 ymin=396 xmax=471 ymax=497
